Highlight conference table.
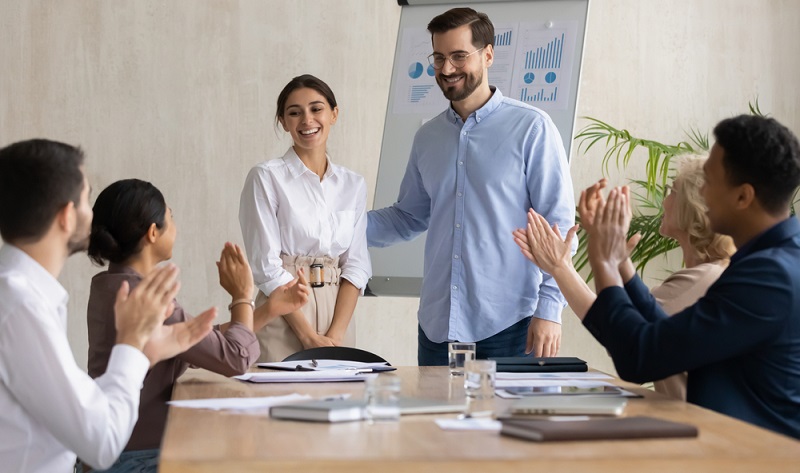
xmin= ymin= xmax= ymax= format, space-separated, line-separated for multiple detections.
xmin=159 ymin=366 xmax=800 ymax=472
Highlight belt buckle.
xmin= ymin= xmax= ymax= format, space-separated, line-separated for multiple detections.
xmin=310 ymin=263 xmax=324 ymax=288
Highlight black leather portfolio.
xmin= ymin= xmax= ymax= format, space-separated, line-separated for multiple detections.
xmin=490 ymin=356 xmax=588 ymax=372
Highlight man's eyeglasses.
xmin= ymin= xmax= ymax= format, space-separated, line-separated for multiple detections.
xmin=427 ymin=47 xmax=485 ymax=70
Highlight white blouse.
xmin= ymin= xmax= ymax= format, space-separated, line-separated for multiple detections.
xmin=239 ymin=147 xmax=371 ymax=297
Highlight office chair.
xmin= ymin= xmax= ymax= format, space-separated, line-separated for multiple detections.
xmin=282 ymin=346 xmax=389 ymax=364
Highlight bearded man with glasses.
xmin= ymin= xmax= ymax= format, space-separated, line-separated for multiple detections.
xmin=368 ymin=8 xmax=575 ymax=365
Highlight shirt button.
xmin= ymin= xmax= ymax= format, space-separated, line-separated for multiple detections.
xmin=455 ymin=223 xmax=461 ymax=228
xmin=452 ymin=285 xmax=458 ymax=290
xmin=462 ymin=131 xmax=467 ymax=136
xmin=458 ymin=161 xmax=464 ymax=166
xmin=457 ymin=192 xmax=463 ymax=197
xmin=454 ymin=255 xmax=459 ymax=259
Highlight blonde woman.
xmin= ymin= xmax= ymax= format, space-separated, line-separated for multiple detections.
xmin=513 ymin=155 xmax=735 ymax=399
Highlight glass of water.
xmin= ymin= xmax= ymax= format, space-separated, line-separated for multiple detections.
xmin=448 ymin=342 xmax=476 ymax=376
xmin=364 ymin=376 xmax=401 ymax=423
xmin=464 ymin=359 xmax=496 ymax=417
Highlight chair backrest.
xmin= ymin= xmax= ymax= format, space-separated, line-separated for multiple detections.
xmin=282 ymin=346 xmax=389 ymax=364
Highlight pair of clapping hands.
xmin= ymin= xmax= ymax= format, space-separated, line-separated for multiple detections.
xmin=115 ymin=243 xmax=310 ymax=366
xmin=513 ymin=179 xmax=638 ymax=290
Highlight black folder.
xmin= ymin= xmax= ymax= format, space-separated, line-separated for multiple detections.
xmin=490 ymin=356 xmax=588 ymax=373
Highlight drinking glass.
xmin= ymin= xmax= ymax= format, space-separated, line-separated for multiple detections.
xmin=464 ymin=359 xmax=496 ymax=417
xmin=448 ymin=342 xmax=476 ymax=376
xmin=364 ymin=376 xmax=401 ymax=423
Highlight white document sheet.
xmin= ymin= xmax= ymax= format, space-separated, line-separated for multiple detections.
xmin=168 ymin=393 xmax=311 ymax=411
xmin=436 ymin=418 xmax=502 ymax=432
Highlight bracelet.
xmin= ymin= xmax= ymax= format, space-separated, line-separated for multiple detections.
xmin=228 ymin=298 xmax=255 ymax=311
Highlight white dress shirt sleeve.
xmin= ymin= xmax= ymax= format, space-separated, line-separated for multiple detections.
xmin=0 ymin=298 xmax=148 ymax=470
xmin=339 ymin=177 xmax=372 ymax=292
xmin=239 ymin=166 xmax=295 ymax=296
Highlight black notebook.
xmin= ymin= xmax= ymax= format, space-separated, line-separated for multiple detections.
xmin=501 ymin=416 xmax=698 ymax=442
xmin=490 ymin=356 xmax=588 ymax=373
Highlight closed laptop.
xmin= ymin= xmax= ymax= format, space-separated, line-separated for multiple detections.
xmin=510 ymin=395 xmax=627 ymax=416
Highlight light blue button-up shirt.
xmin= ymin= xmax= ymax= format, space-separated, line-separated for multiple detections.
xmin=368 ymin=88 xmax=575 ymax=343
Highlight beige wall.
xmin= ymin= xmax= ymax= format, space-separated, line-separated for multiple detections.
xmin=2 ymin=0 xmax=798 ymax=374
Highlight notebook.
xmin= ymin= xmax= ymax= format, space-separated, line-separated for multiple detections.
xmin=270 ymin=397 xmax=464 ymax=423
xmin=490 ymin=356 xmax=588 ymax=373
xmin=270 ymin=399 xmax=365 ymax=423
xmin=501 ymin=416 xmax=698 ymax=442
xmin=510 ymin=395 xmax=627 ymax=416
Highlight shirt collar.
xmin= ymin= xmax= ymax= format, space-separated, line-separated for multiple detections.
xmin=730 ymin=217 xmax=800 ymax=264
xmin=0 ymin=244 xmax=68 ymax=310
xmin=281 ymin=146 xmax=338 ymax=180
xmin=107 ymin=262 xmax=141 ymax=277
xmin=446 ymin=86 xmax=503 ymax=124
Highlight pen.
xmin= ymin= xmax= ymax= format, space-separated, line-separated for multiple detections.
xmin=321 ymin=393 xmax=352 ymax=401
xmin=311 ymin=359 xmax=318 ymax=367
xmin=294 ymin=365 xmax=315 ymax=371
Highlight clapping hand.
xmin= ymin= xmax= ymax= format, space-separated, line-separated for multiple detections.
xmin=577 ymin=178 xmax=608 ymax=233
xmin=216 ymin=242 xmax=255 ymax=300
xmin=587 ymin=186 xmax=633 ymax=290
xmin=513 ymin=208 xmax=578 ymax=275
xmin=114 ymin=264 xmax=214 ymax=365
xmin=253 ymin=270 xmax=311 ymax=330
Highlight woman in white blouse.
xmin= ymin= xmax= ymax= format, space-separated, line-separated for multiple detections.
xmin=239 ymin=75 xmax=371 ymax=362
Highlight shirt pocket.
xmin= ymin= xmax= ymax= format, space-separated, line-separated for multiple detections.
xmin=332 ymin=210 xmax=356 ymax=249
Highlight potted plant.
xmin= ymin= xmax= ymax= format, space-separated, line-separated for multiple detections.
xmin=570 ymin=101 xmax=784 ymax=277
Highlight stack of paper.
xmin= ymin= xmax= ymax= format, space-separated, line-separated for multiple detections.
xmin=257 ymin=359 xmax=396 ymax=372
xmin=235 ymin=371 xmax=378 ymax=383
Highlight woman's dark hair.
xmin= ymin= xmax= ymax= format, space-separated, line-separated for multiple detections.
xmin=275 ymin=74 xmax=337 ymax=125
xmin=88 ymin=179 xmax=167 ymax=266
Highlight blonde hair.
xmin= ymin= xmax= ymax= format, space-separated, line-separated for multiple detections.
xmin=672 ymin=155 xmax=736 ymax=264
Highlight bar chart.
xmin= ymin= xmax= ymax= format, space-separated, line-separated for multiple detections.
xmin=519 ymin=86 xmax=558 ymax=103
xmin=522 ymin=32 xmax=564 ymax=70
xmin=408 ymin=85 xmax=435 ymax=104
xmin=510 ymin=23 xmax=576 ymax=110
xmin=495 ymin=29 xmax=512 ymax=47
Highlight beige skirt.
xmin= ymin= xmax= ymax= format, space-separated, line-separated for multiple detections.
xmin=254 ymin=254 xmax=356 ymax=362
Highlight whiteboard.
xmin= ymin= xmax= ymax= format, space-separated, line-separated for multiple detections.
xmin=369 ymin=0 xmax=589 ymax=297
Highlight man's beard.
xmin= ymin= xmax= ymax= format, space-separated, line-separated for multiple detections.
xmin=436 ymin=69 xmax=482 ymax=102
xmin=67 ymin=214 xmax=90 ymax=255
xmin=67 ymin=233 xmax=89 ymax=255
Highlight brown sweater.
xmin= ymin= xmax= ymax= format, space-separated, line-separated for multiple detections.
xmin=87 ymin=264 xmax=259 ymax=451
xmin=650 ymin=260 xmax=727 ymax=400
